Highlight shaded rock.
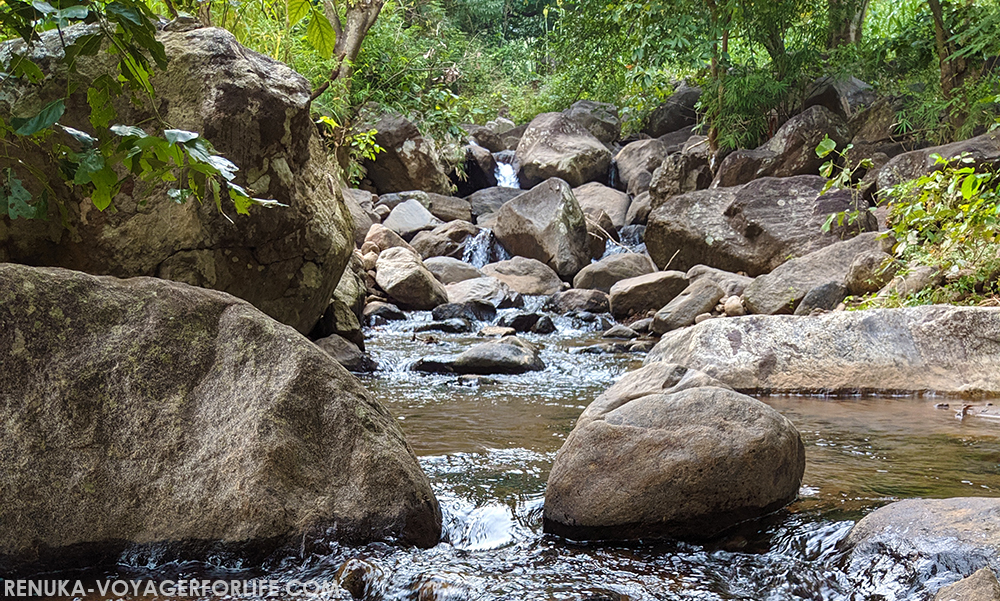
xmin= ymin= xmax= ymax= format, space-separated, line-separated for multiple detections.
xmin=376 ymin=191 xmax=473 ymax=224
xmin=647 ymin=305 xmax=1000 ymax=396
xmin=686 ymin=265 xmax=754 ymax=297
xmin=414 ymin=319 xmax=474 ymax=334
xmin=532 ymin=315 xmax=557 ymax=334
xmin=316 ymin=334 xmax=378 ymax=372
xmin=462 ymin=124 xmax=504 ymax=153
xmin=0 ymin=264 xmax=439 ymax=575
xmin=363 ymin=114 xmax=453 ymax=195
xmin=603 ymin=325 xmax=638 ymax=339
xmin=652 ymin=279 xmax=726 ymax=334
xmin=574 ymin=253 xmax=658 ymax=294
xmin=712 ymin=106 xmax=851 ymax=188
xmin=343 ymin=189 xmax=379 ymax=248
xmin=803 ymin=76 xmax=875 ymax=120
xmin=493 ymin=178 xmax=591 ymax=279
xmin=648 ymin=136 xmax=712 ymax=210
xmin=452 ymin=144 xmax=498 ymax=197
xmin=630 ymin=317 xmax=654 ymax=333
xmin=481 ymin=257 xmax=565 ymax=296
xmin=383 ymin=199 xmax=444 ymax=241
xmin=0 ymin=26 xmax=354 ymax=336
xmin=515 ymin=113 xmax=612 ymax=188
xmin=544 ymin=363 xmax=804 ymax=541
xmin=549 ymin=289 xmax=611 ymax=314
xmin=311 ymin=252 xmax=367 ymax=349
xmin=625 ymin=192 xmax=652 ymax=226
xmin=878 ymin=265 xmax=944 ymax=299
xmin=412 ymin=337 xmax=545 ymax=375
xmin=445 ymin=276 xmax=515 ymax=307
xmin=933 ymin=568 xmax=1000 ymax=601
xmin=585 ymin=209 xmax=617 ymax=260
xmin=877 ymin=131 xmax=1000 ymax=193
xmin=498 ymin=312 xmax=543 ymax=332
xmin=364 ymin=223 xmax=417 ymax=255
xmin=465 ymin=186 xmax=524 ymax=220
xmin=363 ymin=301 xmax=406 ymax=324
xmin=792 ymin=282 xmax=848 ymax=316
xmin=411 ymin=220 xmax=480 ymax=260
xmin=609 ymin=271 xmax=688 ymax=319
xmin=615 ymin=139 xmax=668 ymax=195
xmin=432 ymin=300 xmax=497 ymax=322
xmin=743 ymin=232 xmax=887 ymax=315
xmin=573 ymin=182 xmax=631 ymax=229
xmin=375 ymin=247 xmax=448 ymax=310
xmin=564 ymin=100 xmax=621 ymax=144
xmin=643 ymin=83 xmax=702 ymax=137
xmin=479 ymin=326 xmax=516 ymax=337
xmin=845 ymin=498 xmax=1000 ymax=600
xmin=424 ymin=256 xmax=483 ymax=285
xmin=500 ymin=123 xmax=528 ymax=152
xmin=845 ymin=249 xmax=898 ymax=295
xmin=646 ymin=175 xmax=874 ymax=276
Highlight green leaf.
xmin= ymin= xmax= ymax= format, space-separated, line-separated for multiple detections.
xmin=961 ymin=173 xmax=977 ymax=200
xmin=815 ymin=135 xmax=837 ymax=159
xmin=3 ymin=169 xmax=46 ymax=220
xmin=287 ymin=0 xmax=310 ymax=25
xmin=306 ymin=11 xmax=336 ymax=60
xmin=31 ymin=0 xmax=56 ymax=14
xmin=58 ymin=124 xmax=97 ymax=148
xmin=164 ymin=129 xmax=199 ymax=144
xmin=106 ymin=1 xmax=143 ymax=26
xmin=72 ymin=149 xmax=106 ymax=185
xmin=10 ymin=55 xmax=44 ymax=83
xmin=111 ymin=124 xmax=147 ymax=138
xmin=90 ymin=165 xmax=119 ymax=211
xmin=11 ymin=99 xmax=65 ymax=136
xmin=56 ymin=5 xmax=89 ymax=20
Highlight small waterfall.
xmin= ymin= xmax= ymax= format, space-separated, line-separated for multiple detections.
xmin=462 ymin=228 xmax=512 ymax=268
xmin=493 ymin=150 xmax=521 ymax=189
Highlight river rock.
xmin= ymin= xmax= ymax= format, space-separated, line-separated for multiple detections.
xmin=0 ymin=26 xmax=354 ymax=336
xmin=647 ymin=305 xmax=1000 ymax=395
xmin=615 ymin=139 xmax=668 ymax=194
xmin=454 ymin=143 xmax=500 ymax=197
xmin=424 ymin=257 xmax=483 ymax=285
xmin=312 ymin=252 xmax=367 ymax=348
xmin=792 ymin=282 xmax=848 ymax=315
xmin=363 ymin=114 xmax=453 ymax=195
xmin=573 ymin=182 xmax=631 ymax=229
xmin=445 ymin=276 xmax=515 ymax=307
xmin=412 ymin=337 xmax=545 ymax=375
xmin=515 ymin=113 xmax=612 ymax=188
xmin=643 ymin=83 xmax=702 ymax=137
xmin=316 ymin=333 xmax=378 ymax=372
xmin=646 ymin=175 xmax=874 ymax=276
xmin=876 ymin=131 xmax=1000 ymax=193
xmin=609 ymin=271 xmax=688 ymax=319
xmin=845 ymin=249 xmax=898 ymax=295
xmin=685 ymin=265 xmax=754 ymax=297
xmin=481 ymin=256 xmax=565 ymax=296
xmin=0 ymin=264 xmax=440 ymax=575
xmin=432 ymin=300 xmax=497 ymax=322
xmin=743 ymin=232 xmax=887 ymax=315
xmin=492 ymin=178 xmax=590 ymax=279
xmin=549 ymin=289 xmax=611 ymax=314
xmin=364 ymin=223 xmax=417 ymax=255
xmin=574 ymin=253 xmax=657 ymax=294
xmin=626 ymin=192 xmax=652 ymax=226
xmin=603 ymin=325 xmax=639 ymax=339
xmin=544 ymin=363 xmax=804 ymax=541
xmin=712 ymin=106 xmax=852 ymax=188
xmin=803 ymin=76 xmax=875 ymax=120
xmin=375 ymin=247 xmax=448 ymax=310
xmin=414 ymin=318 xmax=474 ymax=334
xmin=648 ymin=136 xmax=712 ymax=210
xmin=564 ymin=100 xmax=621 ymax=144
xmin=411 ymin=220 xmax=480 ymax=260
xmin=652 ymin=279 xmax=726 ymax=334
xmin=383 ymin=199 xmax=444 ymax=241
xmin=465 ymin=186 xmax=523 ymax=220
xmin=343 ymin=189 xmax=380 ymax=248
xmin=363 ymin=301 xmax=406 ymax=324
xmin=933 ymin=568 xmax=1000 ymax=601
xmin=845 ymin=498 xmax=1000 ymax=600
xmin=379 ymin=190 xmax=473 ymax=224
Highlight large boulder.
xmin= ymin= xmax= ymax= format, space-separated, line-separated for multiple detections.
xmin=362 ymin=115 xmax=453 ymax=195
xmin=465 ymin=187 xmax=523 ymax=221
xmin=647 ymin=305 xmax=1000 ymax=396
xmin=643 ymin=83 xmax=702 ymax=137
xmin=803 ymin=76 xmax=875 ymax=120
xmin=311 ymin=251 xmax=367 ymax=348
xmin=652 ymin=278 xmax=726 ymax=334
xmin=608 ymin=271 xmax=688 ymax=319
xmin=544 ymin=363 xmax=804 ymax=541
xmin=573 ymin=182 xmax=631 ymax=229
xmin=615 ymin=139 xmax=668 ymax=196
xmin=378 ymin=190 xmax=473 ymax=223
xmin=382 ymin=199 xmax=443 ymax=241
xmin=563 ymin=100 xmax=621 ymax=144
xmin=412 ymin=336 xmax=544 ymax=375
xmin=343 ymin=189 xmax=380 ymax=248
xmin=410 ymin=220 xmax=480 ymax=260
xmin=933 ymin=568 xmax=1000 ymax=601
xmin=481 ymin=256 xmax=564 ymax=296
xmin=0 ymin=264 xmax=440 ymax=575
xmin=742 ymin=232 xmax=889 ymax=315
xmin=363 ymin=223 xmax=416 ymax=255
xmin=845 ymin=498 xmax=1000 ymax=600
xmin=374 ymin=247 xmax=449 ymax=310
xmin=445 ymin=276 xmax=515 ymax=307
xmin=876 ymin=131 xmax=1000 ymax=193
xmin=712 ymin=106 xmax=851 ymax=188
xmin=424 ymin=256 xmax=483 ymax=285
xmin=646 ymin=175 xmax=874 ymax=276
xmin=492 ymin=178 xmax=590 ymax=279
xmin=648 ymin=135 xmax=712 ymax=211
xmin=573 ymin=253 xmax=657 ymax=294
xmin=452 ymin=144 xmax=499 ymax=197
xmin=515 ymin=113 xmax=612 ymax=188
xmin=0 ymin=26 xmax=354 ymax=335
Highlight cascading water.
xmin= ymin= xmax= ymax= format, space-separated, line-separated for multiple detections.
xmin=461 ymin=228 xmax=512 ymax=268
xmin=493 ymin=150 xmax=521 ymax=189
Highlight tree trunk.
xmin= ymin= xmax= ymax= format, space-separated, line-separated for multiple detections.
xmin=827 ymin=0 xmax=869 ymax=48
xmin=312 ymin=0 xmax=386 ymax=101
xmin=927 ymin=0 xmax=967 ymax=97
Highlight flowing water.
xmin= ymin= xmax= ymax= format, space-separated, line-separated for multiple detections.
xmin=493 ymin=151 xmax=520 ymax=189
xmin=37 ymin=310 xmax=1000 ymax=600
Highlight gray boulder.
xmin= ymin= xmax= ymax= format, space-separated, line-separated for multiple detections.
xmin=363 ymin=223 xmax=416 ymax=255
xmin=312 ymin=252 xmax=367 ymax=348
xmin=445 ymin=276 xmax=515 ymax=307
xmin=686 ymin=265 xmax=754 ymax=297
xmin=573 ymin=182 xmax=631 ymax=229
xmin=712 ymin=106 xmax=851 ymax=188
xmin=544 ymin=363 xmax=804 ymax=541
xmin=643 ymin=83 xmax=702 ymax=137
xmin=424 ymin=256 xmax=483 ymax=285
xmin=481 ymin=257 xmax=564 ymax=296
xmin=652 ymin=278 xmax=726 ymax=334
xmin=933 ymin=568 xmax=1000 ymax=601
xmin=647 ymin=305 xmax=1000 ymax=396
xmin=626 ymin=192 xmax=652 ymax=226
xmin=375 ymin=247 xmax=449 ymax=310
xmin=465 ymin=187 xmax=524 ymax=220
xmin=574 ymin=253 xmax=657 ymax=294
xmin=410 ymin=220 xmax=480 ymax=260
xmin=412 ymin=336 xmax=545 ymax=375
xmin=564 ymin=100 xmax=621 ymax=144
xmin=363 ymin=115 xmax=453 ymax=195
xmin=743 ymin=232 xmax=887 ymax=315
xmin=549 ymin=289 xmax=611 ymax=314
xmin=845 ymin=249 xmax=898 ymax=295
xmin=608 ymin=271 xmax=688 ymax=319
xmin=343 ymin=189 xmax=380 ymax=248
xmin=646 ymin=175 xmax=874 ymax=276
xmin=491 ymin=179 xmax=591 ymax=279
xmin=378 ymin=190 xmax=473 ymax=224
xmin=615 ymin=139 xmax=668 ymax=196
xmin=0 ymin=264 xmax=440 ymax=575
xmin=803 ymin=76 xmax=875 ymax=120
xmin=515 ymin=113 xmax=612 ymax=188
xmin=382 ymin=199 xmax=444 ymax=241
xmin=0 ymin=26 xmax=354 ymax=336
xmin=648 ymin=135 xmax=712 ymax=211
xmin=876 ymin=131 xmax=1000 ymax=193
xmin=316 ymin=333 xmax=378 ymax=372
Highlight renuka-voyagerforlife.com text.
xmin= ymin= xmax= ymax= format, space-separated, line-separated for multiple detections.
xmin=3 ymin=578 xmax=345 ymax=598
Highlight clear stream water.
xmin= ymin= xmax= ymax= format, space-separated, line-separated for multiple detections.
xmin=39 ymin=309 xmax=1000 ymax=601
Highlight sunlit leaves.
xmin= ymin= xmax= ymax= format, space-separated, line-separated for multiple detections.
xmin=306 ymin=10 xmax=336 ymax=59
xmin=287 ymin=0 xmax=310 ymax=25
xmin=11 ymin=99 xmax=65 ymax=136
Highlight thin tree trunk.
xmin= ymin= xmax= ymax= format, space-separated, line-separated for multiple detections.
xmin=311 ymin=0 xmax=386 ymax=101
xmin=828 ymin=0 xmax=870 ymax=48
